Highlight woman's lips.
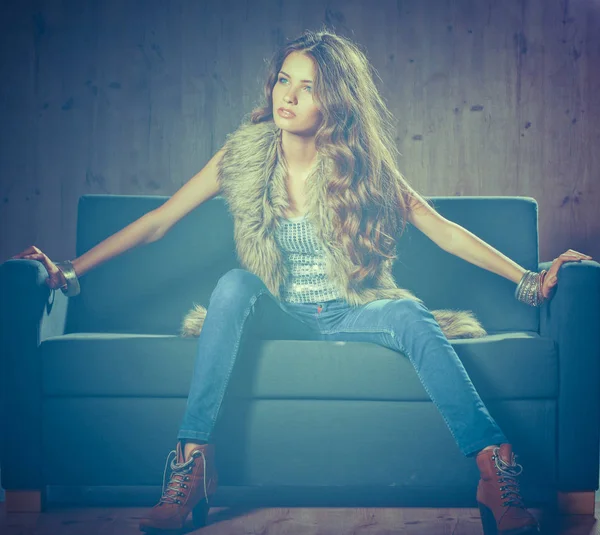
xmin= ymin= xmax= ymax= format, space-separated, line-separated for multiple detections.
xmin=277 ymin=108 xmax=296 ymax=119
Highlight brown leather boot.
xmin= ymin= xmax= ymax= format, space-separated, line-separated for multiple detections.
xmin=476 ymin=444 xmax=539 ymax=535
xmin=139 ymin=442 xmax=218 ymax=534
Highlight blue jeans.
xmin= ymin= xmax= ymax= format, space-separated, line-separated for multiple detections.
xmin=178 ymin=269 xmax=508 ymax=457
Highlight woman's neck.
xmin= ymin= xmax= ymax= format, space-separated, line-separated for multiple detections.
xmin=280 ymin=130 xmax=318 ymax=174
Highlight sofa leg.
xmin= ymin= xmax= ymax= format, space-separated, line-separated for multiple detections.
xmin=5 ymin=490 xmax=43 ymax=513
xmin=557 ymin=491 xmax=595 ymax=515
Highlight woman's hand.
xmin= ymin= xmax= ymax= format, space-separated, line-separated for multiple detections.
xmin=541 ymin=249 xmax=593 ymax=299
xmin=11 ymin=245 xmax=67 ymax=290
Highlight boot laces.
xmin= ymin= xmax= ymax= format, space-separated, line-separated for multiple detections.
xmin=492 ymin=446 xmax=525 ymax=508
xmin=159 ymin=448 xmax=209 ymax=505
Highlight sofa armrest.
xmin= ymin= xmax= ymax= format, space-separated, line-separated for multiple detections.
xmin=0 ymin=259 xmax=69 ymax=491
xmin=539 ymin=260 xmax=600 ymax=491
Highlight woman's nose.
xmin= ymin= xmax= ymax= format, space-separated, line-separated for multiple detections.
xmin=284 ymin=91 xmax=296 ymax=105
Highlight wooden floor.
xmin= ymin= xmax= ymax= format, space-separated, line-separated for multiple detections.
xmin=1 ymin=503 xmax=599 ymax=535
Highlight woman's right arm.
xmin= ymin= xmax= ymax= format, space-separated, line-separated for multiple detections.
xmin=11 ymin=147 xmax=225 ymax=289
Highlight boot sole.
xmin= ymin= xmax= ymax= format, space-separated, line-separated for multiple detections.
xmin=478 ymin=502 xmax=540 ymax=535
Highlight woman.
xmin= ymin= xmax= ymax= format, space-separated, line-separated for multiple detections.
xmin=13 ymin=29 xmax=592 ymax=535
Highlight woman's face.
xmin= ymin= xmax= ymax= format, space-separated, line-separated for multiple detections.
xmin=272 ymin=51 xmax=322 ymax=136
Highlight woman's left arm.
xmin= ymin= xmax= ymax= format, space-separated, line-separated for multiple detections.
xmin=406 ymin=193 xmax=593 ymax=299
xmin=445 ymin=223 xmax=591 ymax=298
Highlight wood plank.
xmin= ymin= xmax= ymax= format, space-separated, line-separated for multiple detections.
xmin=3 ymin=502 xmax=600 ymax=535
xmin=557 ymin=491 xmax=596 ymax=516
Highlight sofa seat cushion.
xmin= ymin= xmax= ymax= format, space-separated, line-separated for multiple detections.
xmin=41 ymin=331 xmax=557 ymax=400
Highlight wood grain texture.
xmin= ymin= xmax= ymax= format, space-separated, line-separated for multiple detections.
xmin=558 ymin=491 xmax=597 ymax=516
xmin=0 ymin=0 xmax=598 ymax=267
xmin=2 ymin=501 xmax=600 ymax=535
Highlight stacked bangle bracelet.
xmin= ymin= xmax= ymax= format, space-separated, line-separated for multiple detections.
xmin=514 ymin=269 xmax=548 ymax=307
xmin=55 ymin=260 xmax=81 ymax=297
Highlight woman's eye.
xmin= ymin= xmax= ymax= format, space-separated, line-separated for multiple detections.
xmin=277 ymin=77 xmax=311 ymax=94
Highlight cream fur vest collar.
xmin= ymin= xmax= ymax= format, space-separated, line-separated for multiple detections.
xmin=181 ymin=120 xmax=486 ymax=340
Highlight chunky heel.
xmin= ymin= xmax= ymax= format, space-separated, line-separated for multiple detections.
xmin=478 ymin=501 xmax=498 ymax=535
xmin=192 ymin=499 xmax=210 ymax=528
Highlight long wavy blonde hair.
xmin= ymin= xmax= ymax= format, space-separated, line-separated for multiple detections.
xmin=251 ymin=29 xmax=423 ymax=286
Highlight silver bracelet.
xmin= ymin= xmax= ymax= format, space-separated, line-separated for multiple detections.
xmin=514 ymin=270 xmax=547 ymax=307
xmin=55 ymin=260 xmax=81 ymax=297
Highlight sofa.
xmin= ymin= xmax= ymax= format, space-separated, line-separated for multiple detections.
xmin=1 ymin=194 xmax=599 ymax=518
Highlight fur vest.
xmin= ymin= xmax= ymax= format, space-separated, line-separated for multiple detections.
xmin=181 ymin=120 xmax=487 ymax=340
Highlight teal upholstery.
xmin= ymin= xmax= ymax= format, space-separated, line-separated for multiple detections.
xmin=1 ymin=194 xmax=599 ymax=508
xmin=40 ymin=333 xmax=557 ymax=400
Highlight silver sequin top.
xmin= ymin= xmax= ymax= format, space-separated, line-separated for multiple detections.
xmin=274 ymin=214 xmax=342 ymax=303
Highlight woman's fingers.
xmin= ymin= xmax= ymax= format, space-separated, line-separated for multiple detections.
xmin=542 ymin=249 xmax=593 ymax=299
xmin=560 ymin=253 xmax=582 ymax=261
xmin=554 ymin=251 xmax=589 ymax=270
xmin=565 ymin=249 xmax=592 ymax=259
xmin=22 ymin=253 xmax=44 ymax=261
xmin=12 ymin=246 xmax=50 ymax=269
xmin=10 ymin=246 xmax=65 ymax=289
xmin=11 ymin=245 xmax=42 ymax=259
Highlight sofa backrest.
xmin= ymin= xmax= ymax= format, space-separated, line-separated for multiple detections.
xmin=393 ymin=196 xmax=539 ymax=334
xmin=66 ymin=195 xmax=539 ymax=335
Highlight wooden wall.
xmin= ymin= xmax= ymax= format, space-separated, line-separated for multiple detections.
xmin=1 ymin=0 xmax=598 ymax=267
